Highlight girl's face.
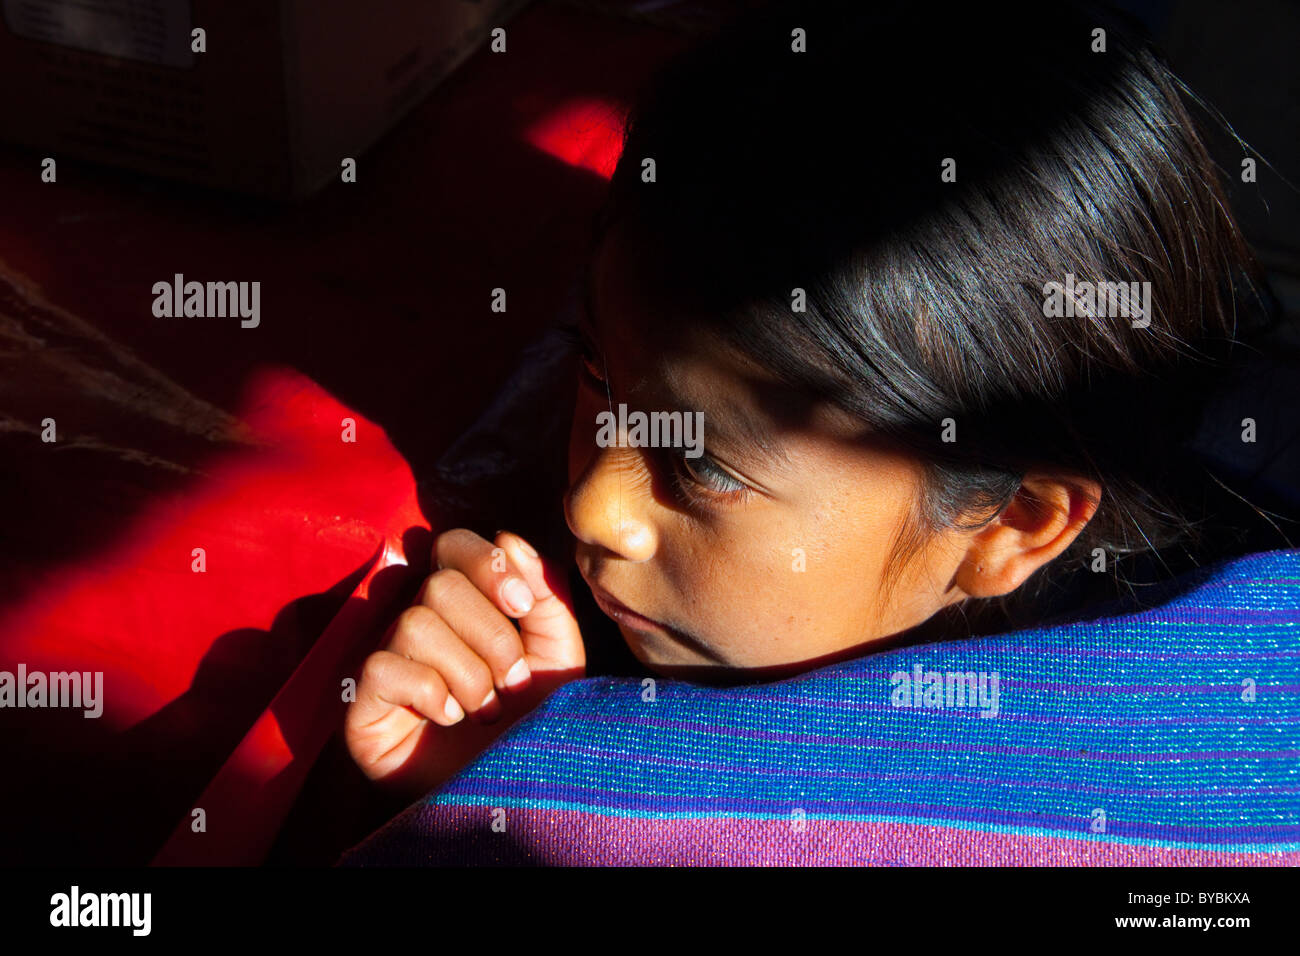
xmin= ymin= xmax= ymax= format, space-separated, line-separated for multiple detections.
xmin=565 ymin=224 xmax=974 ymax=680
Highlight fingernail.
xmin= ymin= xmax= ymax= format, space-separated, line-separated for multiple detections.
xmin=478 ymin=689 xmax=501 ymax=723
xmin=504 ymin=658 xmax=531 ymax=690
xmin=443 ymin=696 xmax=464 ymax=723
xmin=516 ymin=536 xmax=539 ymax=559
xmin=503 ymin=578 xmax=534 ymax=615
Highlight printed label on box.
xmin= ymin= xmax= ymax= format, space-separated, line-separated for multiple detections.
xmin=3 ymin=0 xmax=193 ymax=67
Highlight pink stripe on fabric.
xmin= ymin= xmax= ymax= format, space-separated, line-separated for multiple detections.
xmin=426 ymin=807 xmax=1300 ymax=866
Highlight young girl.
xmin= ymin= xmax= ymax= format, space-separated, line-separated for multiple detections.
xmin=345 ymin=0 xmax=1294 ymax=796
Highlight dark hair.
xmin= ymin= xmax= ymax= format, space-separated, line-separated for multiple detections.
xmin=589 ymin=0 xmax=1287 ymax=630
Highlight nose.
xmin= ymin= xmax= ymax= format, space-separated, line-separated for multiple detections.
xmin=564 ymin=445 xmax=658 ymax=562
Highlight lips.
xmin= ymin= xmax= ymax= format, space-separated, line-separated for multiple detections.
xmin=579 ymin=567 xmax=720 ymax=663
xmin=587 ymin=583 xmax=665 ymax=634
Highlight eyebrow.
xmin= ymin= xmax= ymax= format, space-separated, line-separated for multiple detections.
xmin=582 ymin=262 xmax=792 ymax=473
xmin=665 ymin=377 xmax=793 ymax=474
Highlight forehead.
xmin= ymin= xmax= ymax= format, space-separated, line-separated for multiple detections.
xmin=586 ymin=222 xmax=874 ymax=458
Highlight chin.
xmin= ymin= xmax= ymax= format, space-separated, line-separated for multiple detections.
xmin=618 ymin=624 xmax=711 ymax=672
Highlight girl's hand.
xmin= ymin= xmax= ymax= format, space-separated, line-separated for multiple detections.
xmin=345 ymin=529 xmax=585 ymax=795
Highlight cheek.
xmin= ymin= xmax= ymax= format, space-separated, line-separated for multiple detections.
xmin=702 ymin=484 xmax=917 ymax=657
xmin=655 ymin=517 xmax=863 ymax=661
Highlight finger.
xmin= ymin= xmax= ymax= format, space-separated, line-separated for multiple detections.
xmin=352 ymin=648 xmax=464 ymax=728
xmin=495 ymin=532 xmax=585 ymax=673
xmin=434 ymin=528 xmax=537 ymax=618
xmin=385 ymin=604 xmax=502 ymax=722
xmin=413 ymin=570 xmax=532 ymax=692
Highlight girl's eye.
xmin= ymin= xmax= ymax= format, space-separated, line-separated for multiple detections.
xmin=561 ymin=325 xmax=607 ymax=388
xmin=673 ymin=451 xmax=751 ymax=502
xmin=579 ymin=345 xmax=607 ymax=387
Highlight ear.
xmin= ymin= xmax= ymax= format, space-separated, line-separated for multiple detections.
xmin=954 ymin=472 xmax=1102 ymax=599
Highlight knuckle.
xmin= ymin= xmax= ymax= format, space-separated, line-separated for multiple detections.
xmin=388 ymin=610 xmax=430 ymax=655
xmin=418 ymin=674 xmax=446 ymax=710
xmin=360 ymin=650 xmax=392 ymax=686
xmin=395 ymin=603 xmax=435 ymax=636
xmin=453 ymin=656 xmax=494 ymax=701
xmin=419 ymin=568 xmax=468 ymax=610
xmin=485 ymin=622 xmax=523 ymax=662
xmin=433 ymin=527 xmax=479 ymax=567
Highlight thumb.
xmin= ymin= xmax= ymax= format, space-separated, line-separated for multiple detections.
xmin=496 ymin=532 xmax=585 ymax=674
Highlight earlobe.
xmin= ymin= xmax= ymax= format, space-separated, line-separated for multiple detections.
xmin=955 ymin=474 xmax=1102 ymax=600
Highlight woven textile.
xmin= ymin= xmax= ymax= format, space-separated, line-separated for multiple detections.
xmin=342 ymin=548 xmax=1300 ymax=865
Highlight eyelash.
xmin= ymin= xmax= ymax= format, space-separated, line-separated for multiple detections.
xmin=558 ymin=324 xmax=607 ymax=389
xmin=557 ymin=324 xmax=752 ymax=509
xmin=668 ymin=451 xmax=752 ymax=508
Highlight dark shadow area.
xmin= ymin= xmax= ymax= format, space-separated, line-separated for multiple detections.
xmin=337 ymin=811 xmax=554 ymax=867
xmin=0 ymin=1 xmax=685 ymax=866
xmin=0 ymin=1 xmax=688 ymax=596
xmin=0 ymin=551 xmax=374 ymax=865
